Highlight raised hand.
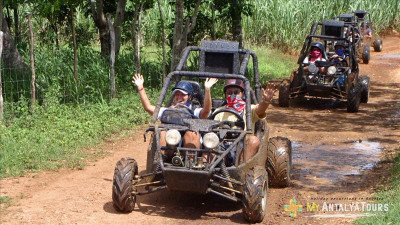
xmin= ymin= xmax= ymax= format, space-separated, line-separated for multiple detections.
xmin=132 ymin=73 xmax=144 ymax=89
xmin=261 ymin=83 xmax=277 ymax=103
xmin=204 ymin=78 xmax=218 ymax=89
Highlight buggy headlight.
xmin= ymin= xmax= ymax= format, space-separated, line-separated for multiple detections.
xmin=308 ymin=64 xmax=318 ymax=73
xmin=165 ymin=129 xmax=181 ymax=146
xmin=203 ymin=132 xmax=219 ymax=149
xmin=327 ymin=66 xmax=337 ymax=75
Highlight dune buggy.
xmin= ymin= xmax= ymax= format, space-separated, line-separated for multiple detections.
xmin=111 ymin=40 xmax=292 ymax=223
xmin=335 ymin=13 xmax=370 ymax=64
xmin=278 ymin=20 xmax=370 ymax=112
xmin=353 ymin=10 xmax=383 ymax=53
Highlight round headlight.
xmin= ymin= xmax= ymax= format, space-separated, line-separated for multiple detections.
xmin=203 ymin=132 xmax=219 ymax=149
xmin=165 ymin=129 xmax=181 ymax=146
xmin=308 ymin=64 xmax=318 ymax=74
xmin=327 ymin=66 xmax=337 ymax=75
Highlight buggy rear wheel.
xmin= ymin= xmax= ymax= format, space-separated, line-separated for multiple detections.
xmin=278 ymin=80 xmax=290 ymax=107
xmin=373 ymin=39 xmax=383 ymax=52
xmin=242 ymin=167 xmax=268 ymax=223
xmin=347 ymin=83 xmax=362 ymax=113
xmin=362 ymin=45 xmax=370 ymax=64
xmin=266 ymin=137 xmax=292 ymax=187
xmin=112 ymin=158 xmax=138 ymax=212
xmin=359 ymin=75 xmax=370 ymax=103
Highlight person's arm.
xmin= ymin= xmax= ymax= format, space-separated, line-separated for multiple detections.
xmin=199 ymin=78 xmax=218 ymax=119
xmin=132 ymin=73 xmax=155 ymax=115
xmin=255 ymin=83 xmax=277 ymax=118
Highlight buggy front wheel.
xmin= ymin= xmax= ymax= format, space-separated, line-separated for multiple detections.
xmin=112 ymin=157 xmax=138 ymax=212
xmin=347 ymin=83 xmax=362 ymax=113
xmin=266 ymin=137 xmax=292 ymax=187
xmin=242 ymin=167 xmax=268 ymax=223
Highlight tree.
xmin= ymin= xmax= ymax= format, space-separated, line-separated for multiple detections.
xmin=170 ymin=0 xmax=202 ymax=71
xmin=90 ymin=0 xmax=126 ymax=57
xmin=213 ymin=0 xmax=253 ymax=48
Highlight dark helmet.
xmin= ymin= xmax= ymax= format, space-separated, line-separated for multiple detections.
xmin=172 ymin=81 xmax=194 ymax=96
xmin=310 ymin=42 xmax=324 ymax=51
xmin=224 ymin=79 xmax=245 ymax=93
xmin=334 ymin=41 xmax=345 ymax=48
xmin=364 ymin=21 xmax=370 ymax=27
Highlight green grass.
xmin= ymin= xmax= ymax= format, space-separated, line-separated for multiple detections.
xmin=354 ymin=151 xmax=400 ymax=225
xmin=0 ymin=90 xmax=159 ymax=178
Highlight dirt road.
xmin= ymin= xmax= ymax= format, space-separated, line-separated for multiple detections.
xmin=1 ymin=36 xmax=399 ymax=225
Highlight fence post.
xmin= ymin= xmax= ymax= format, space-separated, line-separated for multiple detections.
xmin=0 ymin=31 xmax=3 ymax=120
xmin=28 ymin=14 xmax=36 ymax=105
xmin=107 ymin=14 xmax=116 ymax=99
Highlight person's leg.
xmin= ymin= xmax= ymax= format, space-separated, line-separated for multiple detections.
xmin=182 ymin=131 xmax=201 ymax=148
xmin=244 ymin=135 xmax=260 ymax=161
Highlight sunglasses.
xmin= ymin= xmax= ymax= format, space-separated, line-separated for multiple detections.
xmin=226 ymin=90 xmax=242 ymax=95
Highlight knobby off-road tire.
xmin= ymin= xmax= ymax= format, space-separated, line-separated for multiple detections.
xmin=266 ymin=137 xmax=292 ymax=187
xmin=242 ymin=167 xmax=268 ymax=223
xmin=278 ymin=79 xmax=290 ymax=107
xmin=112 ymin=157 xmax=138 ymax=212
xmin=362 ymin=45 xmax=370 ymax=64
xmin=347 ymin=83 xmax=362 ymax=113
xmin=373 ymin=39 xmax=383 ymax=52
xmin=359 ymin=75 xmax=370 ymax=103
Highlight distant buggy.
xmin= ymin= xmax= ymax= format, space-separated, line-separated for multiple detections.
xmin=278 ymin=20 xmax=370 ymax=112
xmin=112 ymin=40 xmax=292 ymax=223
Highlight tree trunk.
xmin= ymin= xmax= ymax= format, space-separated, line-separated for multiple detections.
xmin=170 ymin=0 xmax=184 ymax=71
xmin=231 ymin=0 xmax=243 ymax=48
xmin=0 ymin=31 xmax=4 ymax=120
xmin=13 ymin=3 xmax=19 ymax=44
xmin=107 ymin=15 xmax=116 ymax=99
xmin=70 ymin=7 xmax=78 ymax=81
xmin=132 ymin=3 xmax=143 ymax=74
xmin=211 ymin=3 xmax=216 ymax=40
xmin=157 ymin=0 xmax=167 ymax=80
xmin=1 ymin=13 xmax=29 ymax=74
xmin=28 ymin=14 xmax=35 ymax=105
xmin=171 ymin=0 xmax=201 ymax=71
xmin=90 ymin=0 xmax=126 ymax=57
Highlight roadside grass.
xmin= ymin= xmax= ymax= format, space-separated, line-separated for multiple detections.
xmin=0 ymin=90 xmax=159 ymax=178
xmin=354 ymin=150 xmax=400 ymax=225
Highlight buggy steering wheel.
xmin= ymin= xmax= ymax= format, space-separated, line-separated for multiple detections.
xmin=208 ymin=108 xmax=245 ymax=130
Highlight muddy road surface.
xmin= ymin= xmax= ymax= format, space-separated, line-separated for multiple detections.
xmin=1 ymin=36 xmax=399 ymax=225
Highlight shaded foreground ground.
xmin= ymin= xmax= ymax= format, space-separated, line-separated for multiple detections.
xmin=1 ymin=36 xmax=399 ymax=225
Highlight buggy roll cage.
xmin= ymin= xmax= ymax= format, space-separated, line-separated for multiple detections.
xmin=150 ymin=40 xmax=263 ymax=132
xmin=297 ymin=20 xmax=358 ymax=72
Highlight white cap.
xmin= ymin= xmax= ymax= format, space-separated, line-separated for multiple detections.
xmin=172 ymin=89 xmax=188 ymax=95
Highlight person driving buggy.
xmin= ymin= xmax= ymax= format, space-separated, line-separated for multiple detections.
xmin=132 ymin=73 xmax=218 ymax=152
xmin=329 ymin=41 xmax=347 ymax=64
xmin=363 ymin=22 xmax=373 ymax=39
xmin=303 ymin=42 xmax=327 ymax=74
xmin=212 ymin=79 xmax=277 ymax=164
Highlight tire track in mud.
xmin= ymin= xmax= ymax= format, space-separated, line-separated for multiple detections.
xmin=0 ymin=36 xmax=399 ymax=225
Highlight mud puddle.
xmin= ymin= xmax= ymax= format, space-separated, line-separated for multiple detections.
xmin=291 ymin=141 xmax=383 ymax=190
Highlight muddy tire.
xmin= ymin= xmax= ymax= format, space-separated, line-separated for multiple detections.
xmin=112 ymin=158 xmax=138 ymax=212
xmin=266 ymin=137 xmax=292 ymax=187
xmin=278 ymin=79 xmax=290 ymax=107
xmin=359 ymin=75 xmax=370 ymax=103
xmin=347 ymin=83 xmax=362 ymax=113
xmin=373 ymin=39 xmax=383 ymax=52
xmin=362 ymin=45 xmax=370 ymax=64
xmin=242 ymin=167 xmax=268 ymax=223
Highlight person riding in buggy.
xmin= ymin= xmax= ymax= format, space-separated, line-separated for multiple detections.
xmin=112 ymin=40 xmax=292 ymax=223
xmin=353 ymin=10 xmax=383 ymax=52
xmin=278 ymin=20 xmax=370 ymax=112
